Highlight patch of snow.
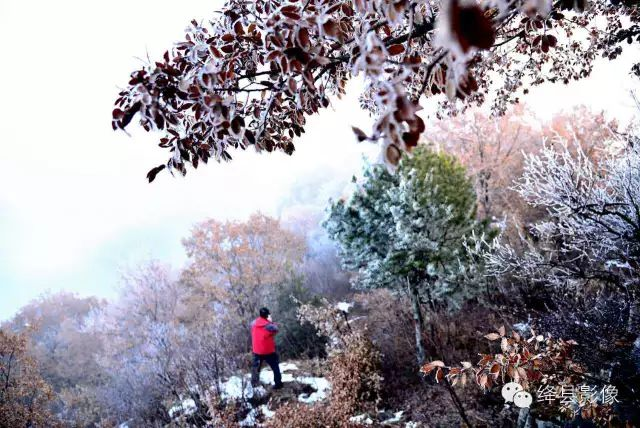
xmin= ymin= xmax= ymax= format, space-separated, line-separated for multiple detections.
xmin=259 ymin=368 xmax=295 ymax=385
xmin=220 ymin=376 xmax=254 ymax=400
xmin=256 ymin=363 xmax=331 ymax=404
xmin=168 ymin=398 xmax=196 ymax=418
xmin=350 ymin=414 xmax=374 ymax=424
xmin=219 ymin=362 xmax=308 ymax=399
xmin=337 ymin=301 xmax=354 ymax=313
xmin=252 ymin=385 xmax=267 ymax=398
xmin=382 ymin=410 xmax=404 ymax=424
xmin=513 ymin=322 xmax=530 ymax=334
xmin=260 ymin=404 xmax=275 ymax=418
xmin=605 ymin=260 xmax=631 ymax=270
xmin=279 ymin=362 xmax=299 ymax=372
xmin=297 ymin=376 xmax=331 ymax=403
xmin=238 ymin=402 xmax=277 ymax=426
xmin=405 ymin=422 xmax=420 ymax=428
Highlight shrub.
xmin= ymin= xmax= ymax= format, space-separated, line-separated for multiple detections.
xmin=268 ymin=303 xmax=383 ymax=427
xmin=326 ymin=332 xmax=382 ymax=419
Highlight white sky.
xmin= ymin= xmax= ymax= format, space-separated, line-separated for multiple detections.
xmin=0 ymin=0 xmax=638 ymax=320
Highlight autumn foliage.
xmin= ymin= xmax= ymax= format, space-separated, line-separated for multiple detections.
xmin=421 ymin=327 xmax=621 ymax=423
xmin=112 ymin=0 xmax=639 ymax=180
xmin=421 ymin=327 xmax=578 ymax=391
xmin=182 ymin=213 xmax=306 ymax=323
xmin=0 ymin=329 xmax=58 ymax=428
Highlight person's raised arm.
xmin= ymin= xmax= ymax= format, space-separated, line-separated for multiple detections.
xmin=265 ymin=322 xmax=278 ymax=335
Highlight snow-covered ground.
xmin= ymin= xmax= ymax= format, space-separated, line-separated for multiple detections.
xmin=168 ymin=397 xmax=196 ymax=418
xmin=169 ymin=362 xmax=419 ymax=426
xmin=337 ymin=301 xmax=354 ymax=312
xmin=350 ymin=410 xmax=412 ymax=426
xmin=164 ymin=362 xmax=333 ymax=425
xmin=296 ymin=376 xmax=331 ymax=403
xmin=217 ymin=362 xmax=331 ymax=406
xmin=219 ymin=374 xmax=266 ymax=400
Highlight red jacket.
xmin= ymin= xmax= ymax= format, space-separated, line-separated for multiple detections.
xmin=251 ymin=317 xmax=278 ymax=355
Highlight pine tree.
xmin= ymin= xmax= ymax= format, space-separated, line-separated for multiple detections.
xmin=324 ymin=146 xmax=493 ymax=364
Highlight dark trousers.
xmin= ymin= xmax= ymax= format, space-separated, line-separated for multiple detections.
xmin=251 ymin=353 xmax=282 ymax=387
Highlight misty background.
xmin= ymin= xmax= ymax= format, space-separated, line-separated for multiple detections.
xmin=0 ymin=0 xmax=638 ymax=320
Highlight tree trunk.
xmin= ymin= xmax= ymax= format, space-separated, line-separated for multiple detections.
xmin=213 ymin=350 xmax=221 ymax=397
xmin=444 ymin=377 xmax=474 ymax=427
xmin=408 ymin=280 xmax=473 ymax=427
xmin=408 ymin=279 xmax=426 ymax=365
xmin=627 ymin=287 xmax=640 ymax=334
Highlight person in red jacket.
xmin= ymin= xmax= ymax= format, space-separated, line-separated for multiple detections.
xmin=250 ymin=307 xmax=283 ymax=389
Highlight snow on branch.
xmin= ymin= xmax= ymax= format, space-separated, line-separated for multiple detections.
xmin=112 ymin=0 xmax=640 ymax=180
xmin=477 ymin=138 xmax=640 ymax=290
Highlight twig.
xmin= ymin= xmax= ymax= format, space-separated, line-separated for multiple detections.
xmin=417 ymin=50 xmax=448 ymax=99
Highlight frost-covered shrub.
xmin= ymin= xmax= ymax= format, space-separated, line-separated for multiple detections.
xmin=474 ymin=140 xmax=640 ymax=334
xmin=481 ymin=141 xmax=639 ymax=294
xmin=472 ymin=139 xmax=640 ymax=422
xmin=327 ymin=332 xmax=383 ymax=418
